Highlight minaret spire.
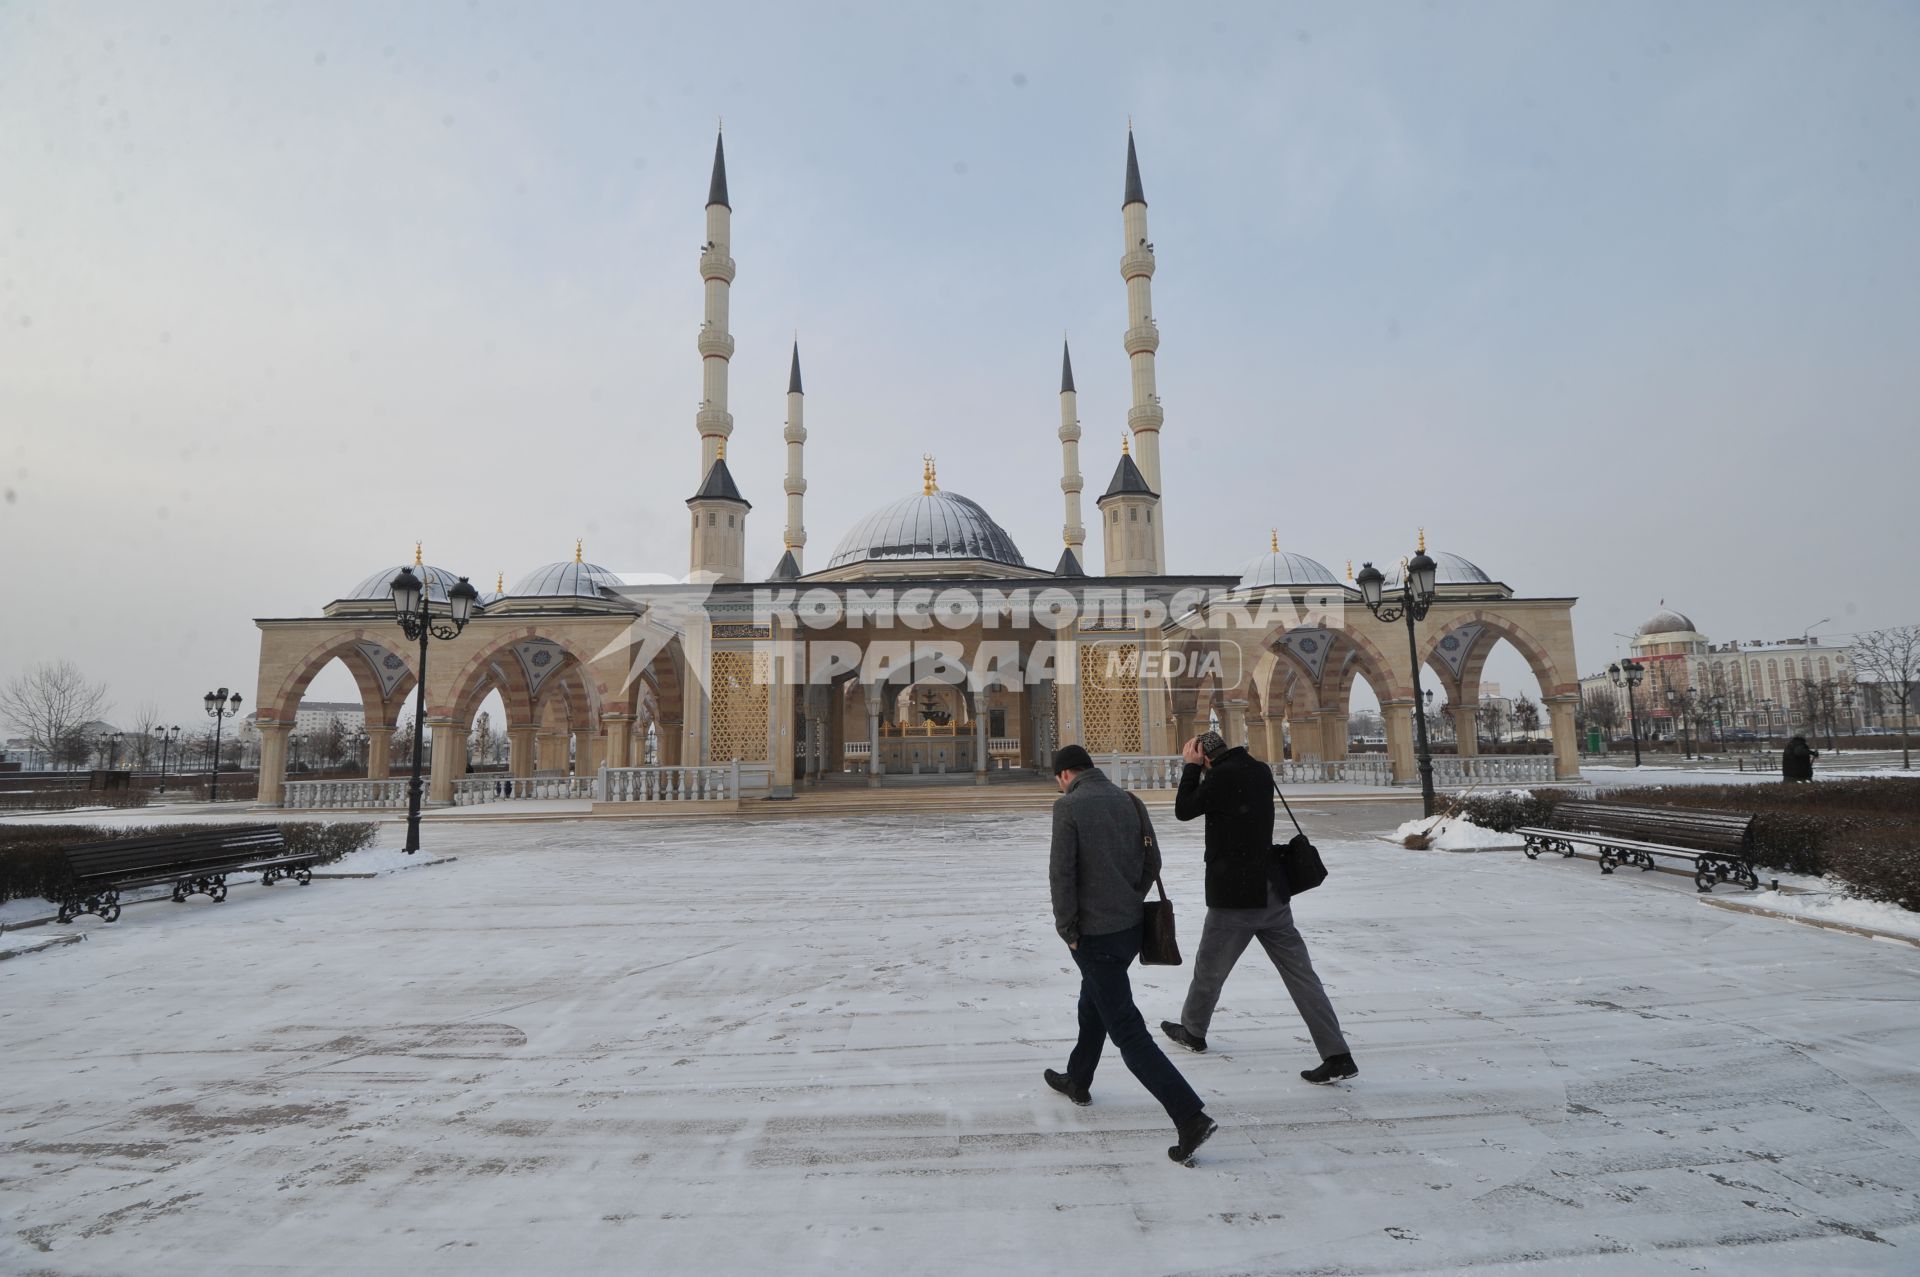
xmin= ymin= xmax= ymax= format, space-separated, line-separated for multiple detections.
xmin=782 ymin=339 xmax=807 ymax=572
xmin=1119 ymin=124 xmax=1165 ymax=571
xmin=1057 ymin=336 xmax=1085 ymax=559
xmin=694 ymin=127 xmax=737 ymax=482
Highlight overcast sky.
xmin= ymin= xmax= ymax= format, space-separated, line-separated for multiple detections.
xmin=3 ymin=0 xmax=1916 ymax=728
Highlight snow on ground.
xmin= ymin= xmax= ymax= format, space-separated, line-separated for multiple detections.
xmin=3 ymin=812 xmax=1918 ymax=1275
xmin=1730 ymin=888 xmax=1920 ymax=944
xmin=1392 ymin=815 xmax=1520 ymax=850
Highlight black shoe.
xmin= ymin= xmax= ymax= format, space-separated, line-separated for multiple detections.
xmin=1301 ymin=1053 xmax=1358 ymax=1085
xmin=1167 ymin=1111 xmax=1217 ymax=1164
xmin=1160 ymin=1020 xmax=1207 ymax=1054
xmin=1044 ymin=1068 xmax=1090 ymax=1106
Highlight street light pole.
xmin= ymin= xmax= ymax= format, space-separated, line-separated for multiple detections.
xmin=204 ymin=690 xmax=242 ymax=801
xmin=391 ymin=566 xmax=479 ymax=854
xmin=1610 ymin=659 xmax=1645 ymax=767
xmin=1354 ymin=543 xmax=1440 ymax=818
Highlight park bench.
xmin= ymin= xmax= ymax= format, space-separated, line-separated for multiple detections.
xmin=56 ymin=825 xmax=317 ymax=924
xmin=1518 ymin=801 xmax=1761 ymax=894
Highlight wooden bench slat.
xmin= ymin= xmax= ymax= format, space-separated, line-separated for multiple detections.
xmin=55 ymin=825 xmax=314 ymax=923
xmin=1518 ymin=804 xmax=1760 ymax=893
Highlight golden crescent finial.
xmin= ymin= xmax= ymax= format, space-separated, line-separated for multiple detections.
xmin=715 ymin=438 xmax=726 ymax=461
xmin=1346 ymin=559 xmax=1354 ymax=582
xmin=1417 ymin=527 xmax=1427 ymax=553
xmin=1271 ymin=529 xmax=1280 ymax=553
xmin=1120 ymin=432 xmax=1130 ymax=455
xmin=496 ymin=570 xmax=504 ymax=593
xmin=574 ymin=538 xmax=583 ymax=564
xmin=922 ymin=454 xmax=938 ymax=495
xmin=413 ymin=541 xmax=423 ymax=567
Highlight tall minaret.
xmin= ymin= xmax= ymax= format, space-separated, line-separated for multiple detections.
xmin=1120 ymin=126 xmax=1166 ymax=572
xmin=783 ymin=340 xmax=807 ymax=572
xmin=695 ymin=128 xmax=736 ymax=477
xmin=1057 ymin=338 xmax=1086 ymax=564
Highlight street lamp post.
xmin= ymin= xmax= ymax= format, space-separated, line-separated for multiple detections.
xmin=203 ymin=689 xmax=242 ymax=800
xmin=1759 ymin=697 xmax=1775 ymax=739
xmin=1709 ymin=695 xmax=1726 ymax=752
xmin=106 ymin=731 xmax=124 ymax=770
xmin=391 ymin=566 xmax=479 ymax=854
xmin=1354 ymin=546 xmax=1440 ymax=818
xmin=154 ymin=724 xmax=181 ymax=792
xmin=1609 ymin=659 xmax=1646 ymax=766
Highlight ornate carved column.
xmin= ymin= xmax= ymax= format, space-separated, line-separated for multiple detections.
xmin=256 ymin=722 xmax=291 ymax=806
xmin=1546 ymin=695 xmax=1581 ymax=780
xmin=365 ymin=724 xmax=394 ymax=780
xmin=1451 ymin=702 xmax=1480 ymax=757
xmin=426 ymin=716 xmax=461 ymax=802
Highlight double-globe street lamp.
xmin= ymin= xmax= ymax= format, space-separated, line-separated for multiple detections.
xmin=390 ymin=566 xmax=479 ymax=854
xmin=153 ymin=724 xmax=181 ymax=792
xmin=204 ymin=689 xmax=242 ymax=801
xmin=1608 ymin=658 xmax=1646 ymax=767
xmin=1354 ymin=547 xmax=1440 ymax=818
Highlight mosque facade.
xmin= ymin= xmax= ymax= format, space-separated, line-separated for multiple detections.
xmin=251 ymin=131 xmax=1584 ymax=807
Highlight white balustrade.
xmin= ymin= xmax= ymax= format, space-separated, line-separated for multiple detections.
xmin=1428 ymin=755 xmax=1553 ymax=786
xmin=451 ymin=774 xmax=594 ymax=804
xmin=843 ymin=740 xmax=872 ymax=760
xmin=598 ymin=762 xmax=737 ymax=803
xmin=1095 ymin=755 xmax=1185 ymax=790
xmin=988 ymin=737 xmax=1022 ymax=755
xmin=281 ymin=779 xmax=408 ymax=809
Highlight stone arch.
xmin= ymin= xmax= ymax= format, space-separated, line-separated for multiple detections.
xmin=265 ymin=630 xmax=417 ymax=727
xmin=1421 ymin=610 xmax=1572 ymax=700
xmin=442 ymin=627 xmax=610 ymax=723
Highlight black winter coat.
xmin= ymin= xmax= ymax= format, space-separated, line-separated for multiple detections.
xmin=1782 ymin=737 xmax=1817 ymax=781
xmin=1174 ymin=746 xmax=1279 ymax=909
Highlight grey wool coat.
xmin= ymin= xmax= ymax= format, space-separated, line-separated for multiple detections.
xmin=1049 ymin=767 xmax=1162 ymax=945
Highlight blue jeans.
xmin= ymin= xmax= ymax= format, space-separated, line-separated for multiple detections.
xmin=1066 ymin=926 xmax=1205 ymax=1124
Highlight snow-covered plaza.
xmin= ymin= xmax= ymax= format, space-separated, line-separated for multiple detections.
xmin=4 ymin=805 xmax=1918 ymax=1275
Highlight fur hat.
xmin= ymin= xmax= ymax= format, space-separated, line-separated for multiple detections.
xmin=1051 ymin=744 xmax=1095 ymax=776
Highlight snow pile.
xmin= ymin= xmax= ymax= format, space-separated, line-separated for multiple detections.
xmin=1736 ymin=888 xmax=1920 ymax=943
xmin=1393 ymin=816 xmax=1519 ymax=851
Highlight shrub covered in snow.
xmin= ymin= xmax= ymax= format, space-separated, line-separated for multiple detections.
xmin=0 ymin=821 xmax=379 ymax=902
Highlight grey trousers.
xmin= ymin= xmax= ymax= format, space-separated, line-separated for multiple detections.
xmin=1180 ymin=884 xmax=1350 ymax=1059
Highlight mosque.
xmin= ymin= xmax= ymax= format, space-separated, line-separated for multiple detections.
xmin=251 ymin=130 xmax=1583 ymax=808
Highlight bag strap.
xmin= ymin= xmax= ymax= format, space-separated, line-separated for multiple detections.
xmin=1126 ymin=791 xmax=1169 ymax=902
xmin=1270 ymin=774 xmax=1307 ymax=838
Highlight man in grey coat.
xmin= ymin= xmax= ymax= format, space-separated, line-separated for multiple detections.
xmin=1045 ymin=744 xmax=1216 ymax=1165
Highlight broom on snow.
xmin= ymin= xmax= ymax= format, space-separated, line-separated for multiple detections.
xmin=1401 ymin=780 xmax=1484 ymax=849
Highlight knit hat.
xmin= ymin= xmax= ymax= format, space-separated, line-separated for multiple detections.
xmin=1195 ymin=730 xmax=1229 ymax=761
xmin=1051 ymin=744 xmax=1095 ymax=776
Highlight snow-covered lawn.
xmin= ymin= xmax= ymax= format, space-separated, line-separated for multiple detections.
xmin=3 ymin=812 xmax=1917 ymax=1274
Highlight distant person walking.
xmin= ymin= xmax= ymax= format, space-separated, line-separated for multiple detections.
xmin=1161 ymin=731 xmax=1357 ymax=1085
xmin=1782 ymin=734 xmax=1818 ymax=782
xmin=1044 ymin=744 xmax=1217 ymax=1165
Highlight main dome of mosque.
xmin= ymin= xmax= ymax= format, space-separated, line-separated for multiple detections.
xmin=827 ymin=489 xmax=1028 ymax=570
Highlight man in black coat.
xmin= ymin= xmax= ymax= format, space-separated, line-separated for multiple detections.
xmin=1782 ymin=735 xmax=1818 ymax=782
xmin=1160 ymin=731 xmax=1357 ymax=1085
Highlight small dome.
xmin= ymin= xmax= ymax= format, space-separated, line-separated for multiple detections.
xmin=1237 ymin=549 xmax=1338 ymax=589
xmin=510 ymin=560 xmax=623 ymax=599
xmin=1386 ymin=551 xmax=1493 ymax=588
xmin=1638 ymin=608 xmax=1697 ymax=636
xmin=828 ymin=489 xmax=1027 ymax=569
xmin=344 ymin=563 xmax=464 ymax=603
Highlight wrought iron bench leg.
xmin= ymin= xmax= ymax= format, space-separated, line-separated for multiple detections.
xmin=57 ymin=891 xmax=120 ymax=924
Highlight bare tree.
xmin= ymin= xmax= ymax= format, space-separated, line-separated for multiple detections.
xmin=0 ymin=662 xmax=111 ymax=771
xmin=1580 ymin=689 xmax=1622 ymax=739
xmin=1511 ymin=695 xmax=1542 ymax=738
xmin=1852 ymin=625 xmax=1920 ymax=769
xmin=129 ymin=701 xmax=162 ymax=769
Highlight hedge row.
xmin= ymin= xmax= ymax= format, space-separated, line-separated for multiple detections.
xmin=1456 ymin=779 xmax=1920 ymax=911
xmin=0 ymin=822 xmax=380 ymax=904
xmin=0 ymin=788 xmax=153 ymax=811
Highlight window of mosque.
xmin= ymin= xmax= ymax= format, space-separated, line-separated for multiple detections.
xmin=707 ymin=512 xmax=716 ymax=526
xmin=1128 ymin=508 xmax=1137 ymax=522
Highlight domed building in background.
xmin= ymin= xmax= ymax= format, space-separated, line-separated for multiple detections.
xmin=250 ymin=128 xmax=1583 ymax=809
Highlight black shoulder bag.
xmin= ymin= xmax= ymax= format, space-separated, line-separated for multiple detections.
xmin=1128 ymin=792 xmax=1182 ymax=966
xmin=1271 ymin=776 xmax=1328 ymax=896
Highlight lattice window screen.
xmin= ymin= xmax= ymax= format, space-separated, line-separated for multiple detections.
xmin=1079 ymin=641 xmax=1143 ymax=754
xmin=709 ymin=650 xmax=771 ymax=762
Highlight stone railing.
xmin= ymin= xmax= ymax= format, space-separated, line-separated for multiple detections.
xmin=282 ymin=779 xmax=408 ymax=809
xmin=1275 ymin=758 xmax=1395 ymax=787
xmin=988 ymin=737 xmax=1022 ymax=755
xmin=1096 ymin=755 xmax=1185 ymax=790
xmin=599 ymin=761 xmax=738 ymax=803
xmin=451 ymin=774 xmax=594 ymax=805
xmin=1429 ymin=755 xmax=1555 ymax=786
xmin=844 ymin=740 xmax=871 ymax=760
